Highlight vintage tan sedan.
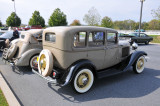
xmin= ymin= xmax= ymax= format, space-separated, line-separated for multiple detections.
xmin=2 ymin=29 xmax=43 ymax=69
xmin=33 ymin=26 xmax=147 ymax=93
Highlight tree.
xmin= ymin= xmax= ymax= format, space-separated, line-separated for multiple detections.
xmin=151 ymin=6 xmax=160 ymax=20
xmin=48 ymin=8 xmax=67 ymax=26
xmin=148 ymin=19 xmax=160 ymax=30
xmin=141 ymin=22 xmax=149 ymax=30
xmin=29 ymin=11 xmax=45 ymax=27
xmin=113 ymin=20 xmax=136 ymax=30
xmin=70 ymin=20 xmax=81 ymax=26
xmin=83 ymin=7 xmax=101 ymax=26
xmin=6 ymin=12 xmax=21 ymax=27
xmin=101 ymin=16 xmax=113 ymax=28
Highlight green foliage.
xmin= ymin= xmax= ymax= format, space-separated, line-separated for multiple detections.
xmin=148 ymin=19 xmax=160 ymax=30
xmin=48 ymin=8 xmax=67 ymax=26
xmin=101 ymin=16 xmax=113 ymax=28
xmin=149 ymin=35 xmax=160 ymax=43
xmin=83 ymin=7 xmax=101 ymax=26
xmin=6 ymin=12 xmax=21 ymax=27
xmin=70 ymin=20 xmax=81 ymax=26
xmin=0 ymin=89 xmax=8 ymax=106
xmin=151 ymin=6 xmax=160 ymax=20
xmin=113 ymin=20 xmax=136 ymax=30
xmin=29 ymin=11 xmax=45 ymax=27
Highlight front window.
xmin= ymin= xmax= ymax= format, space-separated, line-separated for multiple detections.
xmin=73 ymin=32 xmax=87 ymax=48
xmin=88 ymin=32 xmax=105 ymax=47
xmin=107 ymin=33 xmax=117 ymax=43
xmin=45 ymin=33 xmax=56 ymax=42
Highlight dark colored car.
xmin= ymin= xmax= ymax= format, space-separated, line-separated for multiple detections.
xmin=1 ymin=27 xmax=8 ymax=30
xmin=128 ymin=33 xmax=153 ymax=45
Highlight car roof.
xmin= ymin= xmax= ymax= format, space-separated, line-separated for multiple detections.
xmin=45 ymin=26 xmax=117 ymax=34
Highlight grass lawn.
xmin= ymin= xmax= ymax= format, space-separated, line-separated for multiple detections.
xmin=0 ymin=88 xmax=8 ymax=106
xmin=149 ymin=35 xmax=160 ymax=43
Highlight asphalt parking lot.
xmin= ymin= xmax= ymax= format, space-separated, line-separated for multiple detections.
xmin=0 ymin=44 xmax=160 ymax=106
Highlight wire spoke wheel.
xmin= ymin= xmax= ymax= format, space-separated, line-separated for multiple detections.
xmin=30 ymin=55 xmax=39 ymax=69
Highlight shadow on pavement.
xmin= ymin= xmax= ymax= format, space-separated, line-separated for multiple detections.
xmin=48 ymin=68 xmax=160 ymax=103
xmin=11 ymin=66 xmax=32 ymax=75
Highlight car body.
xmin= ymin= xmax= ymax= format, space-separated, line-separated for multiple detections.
xmin=0 ymin=31 xmax=14 ymax=40
xmin=128 ymin=32 xmax=153 ymax=45
xmin=32 ymin=26 xmax=147 ymax=93
xmin=1 ymin=27 xmax=8 ymax=30
xmin=2 ymin=29 xmax=43 ymax=69
xmin=0 ymin=31 xmax=6 ymax=36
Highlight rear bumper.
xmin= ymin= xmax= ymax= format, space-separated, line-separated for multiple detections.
xmin=32 ymin=66 xmax=74 ymax=86
xmin=32 ymin=69 xmax=57 ymax=84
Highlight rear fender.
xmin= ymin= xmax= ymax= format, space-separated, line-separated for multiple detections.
xmin=61 ymin=60 xmax=96 ymax=86
xmin=15 ymin=49 xmax=41 ymax=66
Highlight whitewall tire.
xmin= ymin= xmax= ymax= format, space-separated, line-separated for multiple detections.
xmin=72 ymin=68 xmax=94 ymax=93
xmin=133 ymin=55 xmax=145 ymax=74
xmin=38 ymin=49 xmax=53 ymax=77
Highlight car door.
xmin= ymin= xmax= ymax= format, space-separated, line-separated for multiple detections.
xmin=103 ymin=31 xmax=120 ymax=68
xmin=140 ymin=33 xmax=147 ymax=43
xmin=87 ymin=31 xmax=106 ymax=70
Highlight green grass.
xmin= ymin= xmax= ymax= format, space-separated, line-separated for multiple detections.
xmin=0 ymin=88 xmax=8 ymax=106
xmin=149 ymin=35 xmax=160 ymax=43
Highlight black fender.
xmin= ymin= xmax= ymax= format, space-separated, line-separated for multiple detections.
xmin=61 ymin=60 xmax=96 ymax=86
xmin=123 ymin=51 xmax=147 ymax=72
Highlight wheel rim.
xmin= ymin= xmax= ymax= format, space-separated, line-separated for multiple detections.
xmin=30 ymin=56 xmax=38 ymax=68
xmin=39 ymin=54 xmax=46 ymax=72
xmin=74 ymin=69 xmax=94 ymax=93
xmin=136 ymin=56 xmax=145 ymax=73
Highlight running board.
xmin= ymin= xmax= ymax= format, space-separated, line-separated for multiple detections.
xmin=32 ymin=69 xmax=57 ymax=84
xmin=97 ymin=68 xmax=123 ymax=79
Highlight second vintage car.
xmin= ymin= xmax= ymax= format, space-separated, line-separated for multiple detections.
xmin=32 ymin=26 xmax=147 ymax=93
xmin=2 ymin=29 xmax=43 ymax=69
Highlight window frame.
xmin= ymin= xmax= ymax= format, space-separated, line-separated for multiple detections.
xmin=88 ymin=31 xmax=105 ymax=47
xmin=45 ymin=32 xmax=56 ymax=43
xmin=73 ymin=31 xmax=87 ymax=48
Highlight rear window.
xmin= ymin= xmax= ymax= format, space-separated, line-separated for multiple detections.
xmin=73 ymin=32 xmax=87 ymax=48
xmin=45 ymin=33 xmax=56 ymax=42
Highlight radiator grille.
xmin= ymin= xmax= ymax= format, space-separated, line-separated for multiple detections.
xmin=122 ymin=47 xmax=130 ymax=57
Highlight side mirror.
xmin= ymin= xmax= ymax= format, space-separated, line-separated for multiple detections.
xmin=132 ymin=42 xmax=138 ymax=50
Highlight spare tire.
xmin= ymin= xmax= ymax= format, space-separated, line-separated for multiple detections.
xmin=7 ymin=44 xmax=18 ymax=59
xmin=38 ymin=49 xmax=53 ymax=77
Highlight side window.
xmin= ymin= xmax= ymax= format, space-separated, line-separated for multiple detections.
xmin=73 ymin=32 xmax=86 ymax=48
xmin=45 ymin=33 xmax=56 ymax=42
xmin=88 ymin=32 xmax=104 ymax=47
xmin=140 ymin=33 xmax=145 ymax=37
xmin=107 ymin=33 xmax=117 ymax=43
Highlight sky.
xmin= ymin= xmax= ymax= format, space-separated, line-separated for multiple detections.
xmin=0 ymin=0 xmax=160 ymax=25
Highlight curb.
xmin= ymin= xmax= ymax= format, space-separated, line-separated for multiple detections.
xmin=0 ymin=72 xmax=20 ymax=106
xmin=150 ymin=43 xmax=160 ymax=45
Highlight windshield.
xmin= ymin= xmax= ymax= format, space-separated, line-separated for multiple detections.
xmin=0 ymin=31 xmax=13 ymax=39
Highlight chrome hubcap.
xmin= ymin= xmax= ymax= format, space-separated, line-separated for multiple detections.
xmin=77 ymin=73 xmax=89 ymax=88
